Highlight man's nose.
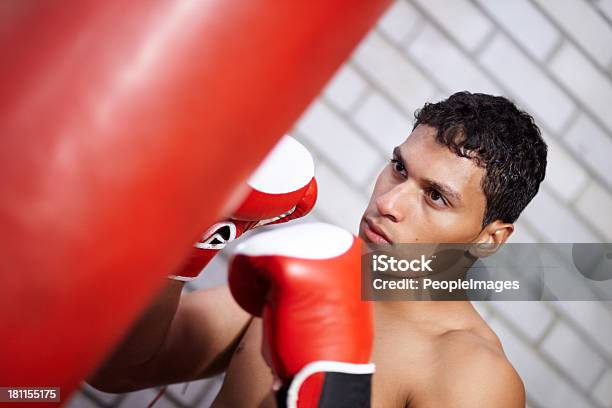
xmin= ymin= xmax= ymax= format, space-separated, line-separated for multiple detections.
xmin=375 ymin=182 xmax=410 ymax=223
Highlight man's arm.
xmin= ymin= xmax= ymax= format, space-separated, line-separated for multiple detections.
xmin=88 ymin=283 xmax=251 ymax=393
xmin=212 ymin=318 xmax=276 ymax=407
xmin=88 ymin=135 xmax=317 ymax=393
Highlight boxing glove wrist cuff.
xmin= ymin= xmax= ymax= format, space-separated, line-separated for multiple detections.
xmin=168 ymin=221 xmax=239 ymax=281
xmin=279 ymin=361 xmax=375 ymax=408
xmin=167 ymin=274 xmax=196 ymax=282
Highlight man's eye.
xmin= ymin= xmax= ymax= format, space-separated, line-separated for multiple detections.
xmin=428 ymin=189 xmax=447 ymax=206
xmin=390 ymin=158 xmax=406 ymax=174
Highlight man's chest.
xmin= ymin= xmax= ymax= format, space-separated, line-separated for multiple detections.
xmin=369 ymin=329 xmax=440 ymax=408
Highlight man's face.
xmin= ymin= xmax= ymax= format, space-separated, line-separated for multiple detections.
xmin=359 ymin=124 xmax=488 ymax=245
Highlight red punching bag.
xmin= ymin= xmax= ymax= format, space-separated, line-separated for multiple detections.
xmin=0 ymin=0 xmax=390 ymax=405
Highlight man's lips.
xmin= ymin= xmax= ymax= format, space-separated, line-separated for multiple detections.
xmin=363 ymin=218 xmax=391 ymax=244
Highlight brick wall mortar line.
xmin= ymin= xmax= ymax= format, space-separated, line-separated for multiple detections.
xmin=337 ymin=70 xmax=374 ymax=116
xmin=533 ymin=310 xmax=558 ymax=347
xmin=471 ymin=25 xmax=497 ymax=58
xmin=375 ymin=2 xmax=427 ymax=51
xmin=593 ymin=2 xmax=612 ymax=27
xmin=588 ymin=364 xmax=609 ymax=394
xmin=543 ymin=35 xmax=566 ymax=65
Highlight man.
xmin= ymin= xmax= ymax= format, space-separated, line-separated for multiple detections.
xmin=89 ymin=91 xmax=546 ymax=407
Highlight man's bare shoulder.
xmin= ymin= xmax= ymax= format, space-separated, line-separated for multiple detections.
xmin=418 ymin=328 xmax=525 ymax=407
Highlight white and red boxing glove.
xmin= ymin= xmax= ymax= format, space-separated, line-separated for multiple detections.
xmin=228 ymin=223 xmax=375 ymax=408
xmin=168 ymin=135 xmax=317 ymax=281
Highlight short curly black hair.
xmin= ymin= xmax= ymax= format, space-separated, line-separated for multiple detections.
xmin=414 ymin=91 xmax=547 ymax=227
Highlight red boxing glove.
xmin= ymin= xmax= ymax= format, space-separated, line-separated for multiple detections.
xmin=169 ymin=135 xmax=317 ymax=281
xmin=228 ymin=223 xmax=375 ymax=408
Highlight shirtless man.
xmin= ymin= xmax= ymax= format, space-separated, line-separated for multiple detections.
xmin=89 ymin=91 xmax=546 ymax=407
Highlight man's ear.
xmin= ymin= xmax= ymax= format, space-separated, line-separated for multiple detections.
xmin=469 ymin=220 xmax=514 ymax=258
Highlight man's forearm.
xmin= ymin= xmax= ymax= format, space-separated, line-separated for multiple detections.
xmin=88 ymin=283 xmax=252 ymax=393
xmin=87 ymin=279 xmax=184 ymax=391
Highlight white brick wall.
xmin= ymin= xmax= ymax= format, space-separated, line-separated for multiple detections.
xmin=521 ymin=188 xmax=599 ymax=242
xmin=115 ymin=388 xmax=166 ymax=407
xmin=575 ymin=181 xmax=612 ymax=241
xmin=507 ymin=219 xmax=541 ymax=243
xmin=564 ymin=114 xmax=612 ymax=189
xmin=479 ymin=34 xmax=576 ymax=135
xmin=407 ymin=23 xmax=500 ymax=94
xmin=543 ymin=135 xmax=590 ymax=204
xmin=351 ymin=91 xmax=413 ymax=154
xmin=323 ymin=64 xmax=369 ymax=114
xmin=540 ymin=321 xmax=606 ymax=390
xmin=165 ymin=378 xmax=223 ymax=407
xmin=593 ymin=369 xmax=612 ymax=407
xmin=554 ymin=301 xmax=612 ymax=360
xmin=596 ymin=0 xmax=612 ymax=21
xmin=412 ymin=0 xmax=493 ymax=52
xmin=307 ymin=159 xmax=370 ymax=235
xmin=475 ymin=0 xmax=560 ymax=62
xmin=490 ymin=317 xmax=596 ymax=408
xmin=76 ymin=2 xmax=612 ymax=407
xmin=80 ymin=383 xmax=121 ymax=405
xmin=65 ymin=392 xmax=100 ymax=408
xmin=488 ymin=301 xmax=554 ymax=342
xmin=533 ymin=0 xmax=612 ymax=68
xmin=187 ymin=252 xmax=229 ymax=291
xmin=353 ymin=31 xmax=437 ymax=114
xmin=549 ymin=43 xmax=612 ymax=133
xmin=378 ymin=0 xmax=421 ymax=45
xmin=296 ymin=100 xmax=383 ymax=186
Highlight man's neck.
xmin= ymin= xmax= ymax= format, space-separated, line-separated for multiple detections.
xmin=374 ymin=300 xmax=479 ymax=331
